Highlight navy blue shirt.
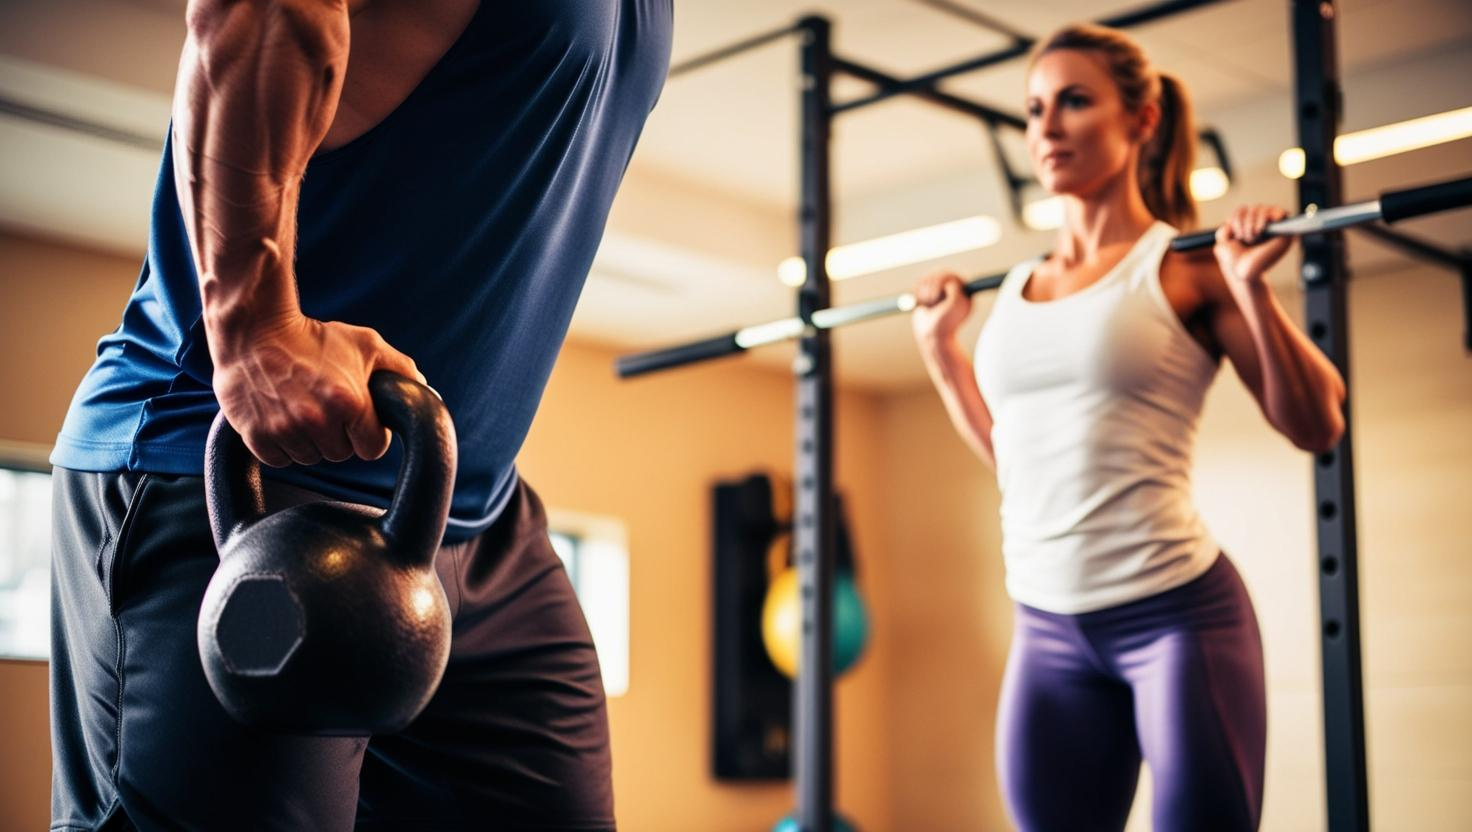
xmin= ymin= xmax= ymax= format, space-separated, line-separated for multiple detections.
xmin=51 ymin=0 xmax=672 ymax=542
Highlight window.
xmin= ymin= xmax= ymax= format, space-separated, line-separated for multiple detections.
xmin=549 ymin=530 xmax=580 ymax=586
xmin=0 ymin=442 xmax=631 ymax=698
xmin=0 ymin=441 xmax=53 ymax=661
xmin=546 ymin=511 xmax=630 ymax=698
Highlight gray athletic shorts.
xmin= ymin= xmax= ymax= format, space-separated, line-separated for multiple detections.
xmin=49 ymin=469 xmax=613 ymax=831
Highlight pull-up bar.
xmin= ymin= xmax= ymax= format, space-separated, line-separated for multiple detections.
xmin=615 ymin=174 xmax=1472 ymax=379
xmin=831 ymin=0 xmax=1234 ymax=115
xmin=661 ymin=0 xmax=1240 ymax=243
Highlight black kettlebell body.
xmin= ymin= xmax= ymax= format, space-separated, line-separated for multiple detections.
xmin=198 ymin=372 xmax=456 ymax=736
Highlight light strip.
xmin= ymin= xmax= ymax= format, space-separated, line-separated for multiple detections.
xmin=1021 ymin=166 xmax=1232 ymax=231
xmin=777 ymin=215 xmax=1001 ymax=286
xmin=1278 ymin=106 xmax=1472 ymax=179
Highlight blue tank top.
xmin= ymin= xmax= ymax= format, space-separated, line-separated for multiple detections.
xmin=50 ymin=0 xmax=671 ymax=542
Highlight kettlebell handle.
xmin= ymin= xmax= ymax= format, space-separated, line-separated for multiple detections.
xmin=205 ymin=371 xmax=458 ymax=565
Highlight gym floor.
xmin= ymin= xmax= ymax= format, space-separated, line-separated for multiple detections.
xmin=2 ymin=1 xmax=1470 ymax=830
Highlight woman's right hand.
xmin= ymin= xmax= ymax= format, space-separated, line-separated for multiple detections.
xmin=911 ymin=270 xmax=973 ymax=347
xmin=211 ymin=314 xmax=426 ymax=469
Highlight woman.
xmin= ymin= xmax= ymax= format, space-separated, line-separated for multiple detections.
xmin=910 ymin=24 xmax=1346 ymax=832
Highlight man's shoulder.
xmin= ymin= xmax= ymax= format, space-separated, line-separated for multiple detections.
xmin=317 ymin=0 xmax=479 ymax=152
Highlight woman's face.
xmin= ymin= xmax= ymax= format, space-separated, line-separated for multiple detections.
xmin=1025 ymin=49 xmax=1151 ymax=199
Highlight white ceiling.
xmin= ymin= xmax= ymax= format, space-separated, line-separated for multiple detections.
xmin=643 ymin=0 xmax=1472 ymax=205
xmin=1 ymin=0 xmax=1470 ymax=390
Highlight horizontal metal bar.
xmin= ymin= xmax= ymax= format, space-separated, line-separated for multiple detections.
xmin=615 ymin=333 xmax=741 ymax=378
xmin=832 ymin=0 xmax=1233 ymax=115
xmin=963 ymin=272 xmax=1008 ymax=296
xmin=832 ymin=57 xmax=1025 ymax=128
xmin=811 ymin=271 xmax=1008 ymax=329
xmin=1099 ymin=0 xmax=1234 ymax=30
xmin=830 ymin=54 xmax=1024 ymax=120
xmin=668 ymin=24 xmax=800 ymax=77
xmin=736 ymin=317 xmax=810 ymax=348
xmin=1171 ymin=199 xmax=1382 ymax=251
xmin=1273 ymin=200 xmax=1384 ymax=235
xmin=1379 ymin=175 xmax=1472 ymax=225
xmin=1352 ymin=223 xmax=1468 ymax=271
xmin=617 ymin=271 xmax=1010 ymax=376
xmin=811 ymin=294 xmax=917 ymax=329
xmin=619 ymin=173 xmax=1472 ymax=379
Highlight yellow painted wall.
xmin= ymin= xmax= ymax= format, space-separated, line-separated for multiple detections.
xmin=873 ymin=388 xmax=1011 ymax=829
xmin=519 ymin=337 xmax=897 ymax=832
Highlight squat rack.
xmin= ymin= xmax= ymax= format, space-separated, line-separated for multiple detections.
xmin=623 ymin=3 xmax=1472 ymax=830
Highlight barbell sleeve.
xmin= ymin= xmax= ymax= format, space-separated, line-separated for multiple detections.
xmin=1379 ymin=175 xmax=1472 ymax=224
xmin=1171 ymin=175 xmax=1472 ymax=252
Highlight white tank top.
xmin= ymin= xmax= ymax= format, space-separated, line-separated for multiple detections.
xmin=975 ymin=221 xmax=1221 ymax=614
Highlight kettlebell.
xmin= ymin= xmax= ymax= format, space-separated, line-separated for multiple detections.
xmin=197 ymin=371 xmax=456 ymax=736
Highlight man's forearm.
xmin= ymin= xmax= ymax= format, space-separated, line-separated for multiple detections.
xmin=173 ymin=0 xmax=351 ymax=363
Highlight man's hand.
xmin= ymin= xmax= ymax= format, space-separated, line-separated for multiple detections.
xmin=213 ymin=314 xmax=424 ymax=468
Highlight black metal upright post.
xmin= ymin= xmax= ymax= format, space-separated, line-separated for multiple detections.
xmin=1292 ymin=2 xmax=1370 ymax=829
xmin=794 ymin=15 xmax=836 ymax=832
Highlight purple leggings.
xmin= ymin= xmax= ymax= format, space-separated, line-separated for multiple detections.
xmin=997 ymin=554 xmax=1266 ymax=831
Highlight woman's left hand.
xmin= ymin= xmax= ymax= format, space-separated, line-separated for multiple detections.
xmin=1214 ymin=203 xmax=1293 ymax=286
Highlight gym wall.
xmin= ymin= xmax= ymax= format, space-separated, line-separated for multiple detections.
xmin=3 ymin=223 xmax=1469 ymax=831
xmin=0 ymin=229 xmax=902 ymax=832
xmin=872 ymin=259 xmax=1472 ymax=831
xmin=0 ymin=232 xmax=141 ymax=832
xmin=517 ymin=317 xmax=902 ymax=830
xmin=1192 ymin=262 xmax=1472 ymax=832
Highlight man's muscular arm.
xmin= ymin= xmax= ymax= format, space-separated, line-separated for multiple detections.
xmin=174 ymin=0 xmax=422 ymax=468
xmin=174 ymin=0 xmax=347 ymax=353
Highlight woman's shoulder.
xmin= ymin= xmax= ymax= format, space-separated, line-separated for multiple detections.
xmin=1160 ymin=241 xmax=1229 ymax=308
xmin=1153 ymin=238 xmax=1231 ymax=360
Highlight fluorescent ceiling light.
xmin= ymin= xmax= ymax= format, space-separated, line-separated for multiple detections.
xmin=778 ymin=215 xmax=1001 ymax=286
xmin=1021 ymin=166 xmax=1232 ymax=231
xmin=1278 ymin=105 xmax=1472 ymax=179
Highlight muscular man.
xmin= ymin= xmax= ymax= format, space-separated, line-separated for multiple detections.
xmin=48 ymin=1 xmax=671 ymax=828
